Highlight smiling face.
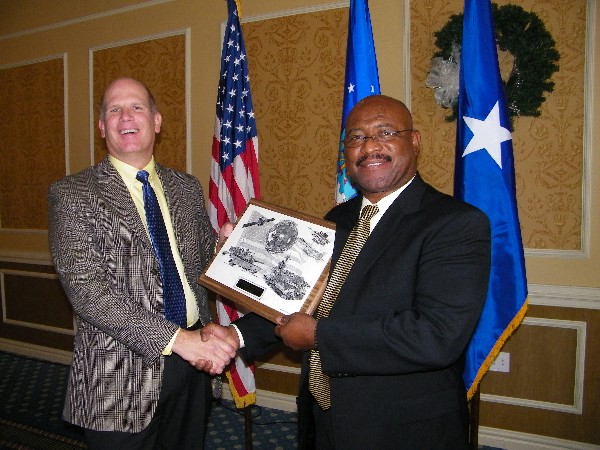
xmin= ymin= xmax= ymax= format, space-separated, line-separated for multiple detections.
xmin=344 ymin=95 xmax=421 ymax=203
xmin=98 ymin=78 xmax=162 ymax=168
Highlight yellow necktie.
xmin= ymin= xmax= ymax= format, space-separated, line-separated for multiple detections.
xmin=308 ymin=204 xmax=379 ymax=410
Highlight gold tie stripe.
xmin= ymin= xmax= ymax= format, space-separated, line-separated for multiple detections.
xmin=308 ymin=204 xmax=379 ymax=410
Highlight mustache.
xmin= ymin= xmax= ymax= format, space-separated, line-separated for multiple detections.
xmin=355 ymin=153 xmax=392 ymax=166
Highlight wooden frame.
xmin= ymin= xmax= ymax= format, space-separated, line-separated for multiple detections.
xmin=199 ymin=199 xmax=335 ymax=323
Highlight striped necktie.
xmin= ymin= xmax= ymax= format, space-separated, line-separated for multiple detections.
xmin=308 ymin=204 xmax=379 ymax=410
xmin=136 ymin=170 xmax=187 ymax=327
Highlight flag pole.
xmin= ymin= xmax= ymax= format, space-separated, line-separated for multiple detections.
xmin=469 ymin=388 xmax=480 ymax=449
xmin=244 ymin=406 xmax=252 ymax=449
xmin=209 ymin=1 xmax=259 ymax=445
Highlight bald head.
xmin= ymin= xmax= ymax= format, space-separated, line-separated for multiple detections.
xmin=346 ymin=95 xmax=413 ymax=131
xmin=98 ymin=77 xmax=162 ymax=168
xmin=99 ymin=78 xmax=157 ymax=120
xmin=343 ymin=95 xmax=421 ymax=203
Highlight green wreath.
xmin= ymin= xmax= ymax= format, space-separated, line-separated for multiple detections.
xmin=428 ymin=3 xmax=560 ymax=122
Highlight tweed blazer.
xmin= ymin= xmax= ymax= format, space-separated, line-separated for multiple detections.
xmin=237 ymin=174 xmax=491 ymax=449
xmin=48 ymin=157 xmax=215 ymax=432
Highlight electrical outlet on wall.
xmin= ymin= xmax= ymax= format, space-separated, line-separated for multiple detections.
xmin=489 ymin=351 xmax=510 ymax=372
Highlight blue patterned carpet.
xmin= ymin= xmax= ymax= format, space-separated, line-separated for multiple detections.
xmin=0 ymin=352 xmax=298 ymax=449
xmin=0 ymin=352 xmax=502 ymax=449
xmin=207 ymin=401 xmax=297 ymax=449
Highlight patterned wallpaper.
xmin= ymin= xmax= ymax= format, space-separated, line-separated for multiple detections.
xmin=244 ymin=1 xmax=585 ymax=251
xmin=410 ymin=0 xmax=585 ymax=250
xmin=245 ymin=8 xmax=348 ymax=219
xmin=1 ymin=1 xmax=585 ymax=253
xmin=93 ymin=34 xmax=187 ymax=173
xmin=0 ymin=58 xmax=65 ymax=230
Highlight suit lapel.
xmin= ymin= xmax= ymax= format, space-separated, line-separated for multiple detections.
xmin=155 ymin=165 xmax=187 ymax=262
xmin=330 ymin=198 xmax=361 ymax=263
xmin=337 ymin=175 xmax=428 ymax=299
xmin=95 ymin=157 xmax=151 ymax=250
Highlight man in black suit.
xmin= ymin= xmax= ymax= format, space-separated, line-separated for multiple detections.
xmin=205 ymin=95 xmax=491 ymax=449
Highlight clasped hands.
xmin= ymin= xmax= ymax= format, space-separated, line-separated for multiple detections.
xmin=175 ymin=313 xmax=317 ymax=375
xmin=171 ymin=326 xmax=237 ymax=376
xmin=194 ymin=313 xmax=317 ymax=373
xmin=204 ymin=312 xmax=317 ymax=353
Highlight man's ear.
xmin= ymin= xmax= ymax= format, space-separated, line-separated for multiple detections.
xmin=154 ymin=112 xmax=162 ymax=133
xmin=99 ymin=119 xmax=106 ymax=138
xmin=411 ymin=130 xmax=421 ymax=155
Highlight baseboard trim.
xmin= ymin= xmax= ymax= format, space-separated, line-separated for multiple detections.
xmin=221 ymin=384 xmax=298 ymax=413
xmin=479 ymin=426 xmax=599 ymax=449
xmin=1 ymin=343 xmax=596 ymax=448
xmin=220 ymin=389 xmax=600 ymax=449
xmin=0 ymin=339 xmax=72 ymax=365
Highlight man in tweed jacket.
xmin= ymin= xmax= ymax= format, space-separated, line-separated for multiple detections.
xmin=48 ymin=78 xmax=236 ymax=449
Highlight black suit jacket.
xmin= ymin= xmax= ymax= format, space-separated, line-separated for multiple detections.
xmin=236 ymin=174 xmax=491 ymax=449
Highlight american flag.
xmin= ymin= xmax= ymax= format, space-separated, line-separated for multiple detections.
xmin=208 ymin=0 xmax=259 ymax=408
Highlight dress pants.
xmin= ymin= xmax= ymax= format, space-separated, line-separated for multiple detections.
xmin=85 ymin=352 xmax=211 ymax=450
xmin=309 ymin=393 xmax=469 ymax=450
xmin=312 ymin=399 xmax=335 ymax=449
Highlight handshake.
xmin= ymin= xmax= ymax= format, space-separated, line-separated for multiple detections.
xmin=170 ymin=323 xmax=240 ymax=376
xmin=171 ymin=313 xmax=319 ymax=376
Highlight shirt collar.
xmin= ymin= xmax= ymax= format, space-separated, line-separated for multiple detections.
xmin=109 ymin=155 xmax=157 ymax=188
xmin=361 ymin=175 xmax=416 ymax=216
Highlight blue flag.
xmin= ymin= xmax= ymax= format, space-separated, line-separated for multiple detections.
xmin=455 ymin=0 xmax=528 ymax=399
xmin=335 ymin=0 xmax=380 ymax=203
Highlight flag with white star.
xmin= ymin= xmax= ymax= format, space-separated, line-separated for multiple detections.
xmin=455 ymin=0 xmax=528 ymax=400
xmin=335 ymin=0 xmax=380 ymax=203
xmin=208 ymin=0 xmax=258 ymax=408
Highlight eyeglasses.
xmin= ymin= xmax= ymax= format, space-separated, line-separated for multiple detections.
xmin=343 ymin=129 xmax=413 ymax=148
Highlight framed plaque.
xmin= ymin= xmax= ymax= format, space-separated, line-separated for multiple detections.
xmin=199 ymin=199 xmax=335 ymax=323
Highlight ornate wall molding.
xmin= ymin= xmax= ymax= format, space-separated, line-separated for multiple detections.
xmin=0 ymin=251 xmax=52 ymax=266
xmin=0 ymin=338 xmax=73 ymax=365
xmin=255 ymin=284 xmax=598 ymax=413
xmin=257 ymin=362 xmax=301 ymax=375
xmin=238 ymin=4 xmax=348 ymax=217
xmin=1 ymin=271 xmax=75 ymax=336
xmin=481 ymin=317 xmax=586 ymax=414
xmin=408 ymin=0 xmax=594 ymax=255
xmin=0 ymin=55 xmax=67 ymax=230
xmin=240 ymin=2 xmax=349 ymax=23
xmin=0 ymin=0 xmax=174 ymax=41
xmin=529 ymin=283 xmax=600 ymax=310
xmin=89 ymin=29 xmax=190 ymax=172
xmin=479 ymin=426 xmax=600 ymax=450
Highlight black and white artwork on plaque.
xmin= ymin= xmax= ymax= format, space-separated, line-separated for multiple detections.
xmin=203 ymin=203 xmax=335 ymax=316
